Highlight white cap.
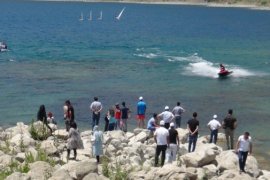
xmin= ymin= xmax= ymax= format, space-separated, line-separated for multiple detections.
xmin=170 ymin=122 xmax=174 ymax=127
xmin=213 ymin=114 xmax=217 ymax=119
xmin=165 ymin=106 xmax=169 ymax=110
xmin=160 ymin=120 xmax=165 ymax=126
xmin=139 ymin=96 xmax=143 ymax=100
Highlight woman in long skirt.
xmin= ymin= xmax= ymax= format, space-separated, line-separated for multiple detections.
xmin=92 ymin=125 xmax=103 ymax=163
xmin=67 ymin=122 xmax=84 ymax=160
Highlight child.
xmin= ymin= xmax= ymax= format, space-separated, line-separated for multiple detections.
xmin=47 ymin=112 xmax=57 ymax=125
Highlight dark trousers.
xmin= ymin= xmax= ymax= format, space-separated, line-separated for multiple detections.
xmin=108 ymin=123 xmax=116 ymax=131
xmin=104 ymin=117 xmax=109 ymax=132
xmin=67 ymin=149 xmax=77 ymax=160
xmin=209 ymin=129 xmax=218 ymax=144
xmin=92 ymin=112 xmax=100 ymax=129
xmin=164 ymin=123 xmax=170 ymax=129
xmin=175 ymin=116 xmax=182 ymax=128
xmin=188 ymin=134 xmax=198 ymax=152
xmin=238 ymin=151 xmax=248 ymax=171
xmin=155 ymin=145 xmax=167 ymax=167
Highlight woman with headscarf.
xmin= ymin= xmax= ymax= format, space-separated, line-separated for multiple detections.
xmin=37 ymin=104 xmax=53 ymax=133
xmin=92 ymin=125 xmax=103 ymax=163
xmin=67 ymin=122 xmax=84 ymax=161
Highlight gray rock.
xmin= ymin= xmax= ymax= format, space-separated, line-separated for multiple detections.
xmin=258 ymin=170 xmax=270 ymax=180
xmin=15 ymin=152 xmax=26 ymax=163
xmin=28 ymin=161 xmax=54 ymax=180
xmin=0 ymin=154 xmax=12 ymax=167
xmin=217 ymin=169 xmax=253 ymax=180
xmin=176 ymin=128 xmax=189 ymax=144
xmin=6 ymin=172 xmax=30 ymax=180
xmin=216 ymin=150 xmax=238 ymax=172
xmin=40 ymin=140 xmax=58 ymax=155
xmin=203 ymin=164 xmax=218 ymax=179
xmin=48 ymin=169 xmax=73 ymax=180
xmin=82 ymin=173 xmax=109 ymax=180
xmin=10 ymin=133 xmax=35 ymax=147
xmin=53 ymin=129 xmax=69 ymax=140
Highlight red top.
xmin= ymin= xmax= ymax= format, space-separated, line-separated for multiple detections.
xmin=115 ymin=109 xmax=121 ymax=120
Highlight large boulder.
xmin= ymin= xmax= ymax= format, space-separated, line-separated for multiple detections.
xmin=10 ymin=133 xmax=36 ymax=148
xmin=203 ymin=164 xmax=218 ymax=179
xmin=181 ymin=143 xmax=220 ymax=167
xmin=217 ymin=169 xmax=253 ymax=180
xmin=6 ymin=172 xmax=31 ymax=180
xmin=40 ymin=140 xmax=58 ymax=155
xmin=0 ymin=153 xmax=12 ymax=167
xmin=48 ymin=169 xmax=73 ymax=180
xmin=53 ymin=129 xmax=68 ymax=140
xmin=60 ymin=159 xmax=98 ymax=180
xmin=245 ymin=155 xmax=260 ymax=178
xmin=28 ymin=161 xmax=54 ymax=180
xmin=82 ymin=173 xmax=109 ymax=180
xmin=106 ymin=130 xmax=128 ymax=143
xmin=5 ymin=122 xmax=30 ymax=139
xmin=258 ymin=170 xmax=270 ymax=180
xmin=176 ymin=128 xmax=189 ymax=144
xmin=216 ymin=150 xmax=238 ymax=172
xmin=129 ymin=131 xmax=149 ymax=144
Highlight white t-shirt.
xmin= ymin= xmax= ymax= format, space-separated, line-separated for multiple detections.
xmin=90 ymin=101 xmax=102 ymax=113
xmin=238 ymin=135 xmax=252 ymax=152
xmin=154 ymin=127 xmax=169 ymax=145
xmin=159 ymin=111 xmax=174 ymax=123
xmin=207 ymin=119 xmax=221 ymax=130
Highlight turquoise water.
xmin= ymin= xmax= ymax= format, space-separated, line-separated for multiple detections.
xmin=1 ymin=1 xmax=270 ymax=168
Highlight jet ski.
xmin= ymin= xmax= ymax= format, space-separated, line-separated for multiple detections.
xmin=218 ymin=70 xmax=233 ymax=77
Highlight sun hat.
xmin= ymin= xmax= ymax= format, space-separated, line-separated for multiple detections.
xmin=213 ymin=114 xmax=217 ymax=119
xmin=165 ymin=106 xmax=169 ymax=110
xmin=160 ymin=120 xmax=165 ymax=126
xmin=139 ymin=96 xmax=143 ymax=100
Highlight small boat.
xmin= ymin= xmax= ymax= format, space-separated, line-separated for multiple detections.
xmin=0 ymin=42 xmax=7 ymax=52
xmin=116 ymin=7 xmax=125 ymax=20
xmin=98 ymin=11 xmax=103 ymax=20
xmin=79 ymin=12 xmax=84 ymax=21
xmin=218 ymin=70 xmax=233 ymax=78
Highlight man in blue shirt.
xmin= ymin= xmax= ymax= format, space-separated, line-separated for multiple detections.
xmin=137 ymin=96 xmax=146 ymax=128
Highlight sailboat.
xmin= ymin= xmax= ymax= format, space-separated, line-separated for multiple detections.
xmin=98 ymin=11 xmax=103 ymax=20
xmin=88 ymin=11 xmax=92 ymax=21
xmin=116 ymin=7 xmax=125 ymax=20
xmin=79 ymin=12 xmax=84 ymax=21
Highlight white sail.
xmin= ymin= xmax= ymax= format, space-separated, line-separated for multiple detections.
xmin=79 ymin=12 xmax=84 ymax=21
xmin=116 ymin=7 xmax=125 ymax=20
xmin=88 ymin=11 xmax=92 ymax=21
xmin=98 ymin=11 xmax=103 ymax=20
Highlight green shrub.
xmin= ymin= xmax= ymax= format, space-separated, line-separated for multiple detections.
xmin=29 ymin=119 xmax=50 ymax=141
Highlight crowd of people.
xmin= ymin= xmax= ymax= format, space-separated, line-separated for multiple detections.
xmin=36 ymin=96 xmax=252 ymax=173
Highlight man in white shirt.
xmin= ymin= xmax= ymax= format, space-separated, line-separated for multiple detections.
xmin=172 ymin=102 xmax=185 ymax=128
xmin=236 ymin=132 xmax=252 ymax=173
xmin=90 ymin=97 xmax=103 ymax=130
xmin=207 ymin=114 xmax=221 ymax=144
xmin=158 ymin=106 xmax=174 ymax=129
xmin=154 ymin=120 xmax=169 ymax=167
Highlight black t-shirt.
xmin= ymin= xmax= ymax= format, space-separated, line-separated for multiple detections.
xmin=223 ymin=115 xmax=237 ymax=129
xmin=121 ymin=107 xmax=129 ymax=119
xmin=187 ymin=118 xmax=199 ymax=135
xmin=169 ymin=128 xmax=178 ymax=144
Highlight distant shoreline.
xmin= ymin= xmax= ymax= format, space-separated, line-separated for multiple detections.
xmin=33 ymin=0 xmax=270 ymax=11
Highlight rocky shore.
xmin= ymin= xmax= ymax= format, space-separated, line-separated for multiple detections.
xmin=1 ymin=122 xmax=270 ymax=180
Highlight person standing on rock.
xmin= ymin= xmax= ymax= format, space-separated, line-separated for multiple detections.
xmin=114 ymin=103 xmax=121 ymax=130
xmin=166 ymin=123 xmax=179 ymax=163
xmin=90 ymin=97 xmax=103 ymax=130
xmin=158 ymin=106 xmax=174 ymax=129
xmin=65 ymin=100 xmax=75 ymax=132
xmin=207 ymin=114 xmax=221 ymax=144
xmin=172 ymin=102 xmax=185 ymax=128
xmin=236 ymin=132 xmax=252 ymax=173
xmin=137 ymin=96 xmax=146 ymax=129
xmin=67 ymin=122 xmax=84 ymax=161
xmin=154 ymin=120 xmax=169 ymax=167
xmin=92 ymin=125 xmax=103 ymax=164
xmin=108 ymin=109 xmax=117 ymax=131
xmin=222 ymin=109 xmax=237 ymax=150
xmin=187 ymin=112 xmax=199 ymax=152
xmin=121 ymin=101 xmax=130 ymax=132
xmin=37 ymin=104 xmax=53 ymax=133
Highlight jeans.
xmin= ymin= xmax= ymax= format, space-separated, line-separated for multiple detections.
xmin=166 ymin=144 xmax=178 ymax=163
xmin=209 ymin=129 xmax=218 ymax=144
xmin=92 ymin=112 xmax=100 ymax=129
xmin=155 ymin=145 xmax=167 ymax=167
xmin=175 ymin=116 xmax=182 ymax=128
xmin=238 ymin=151 xmax=248 ymax=171
xmin=225 ymin=128 xmax=234 ymax=149
xmin=188 ymin=134 xmax=198 ymax=152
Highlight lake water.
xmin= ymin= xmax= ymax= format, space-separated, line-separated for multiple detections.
xmin=0 ymin=0 xmax=270 ymax=169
